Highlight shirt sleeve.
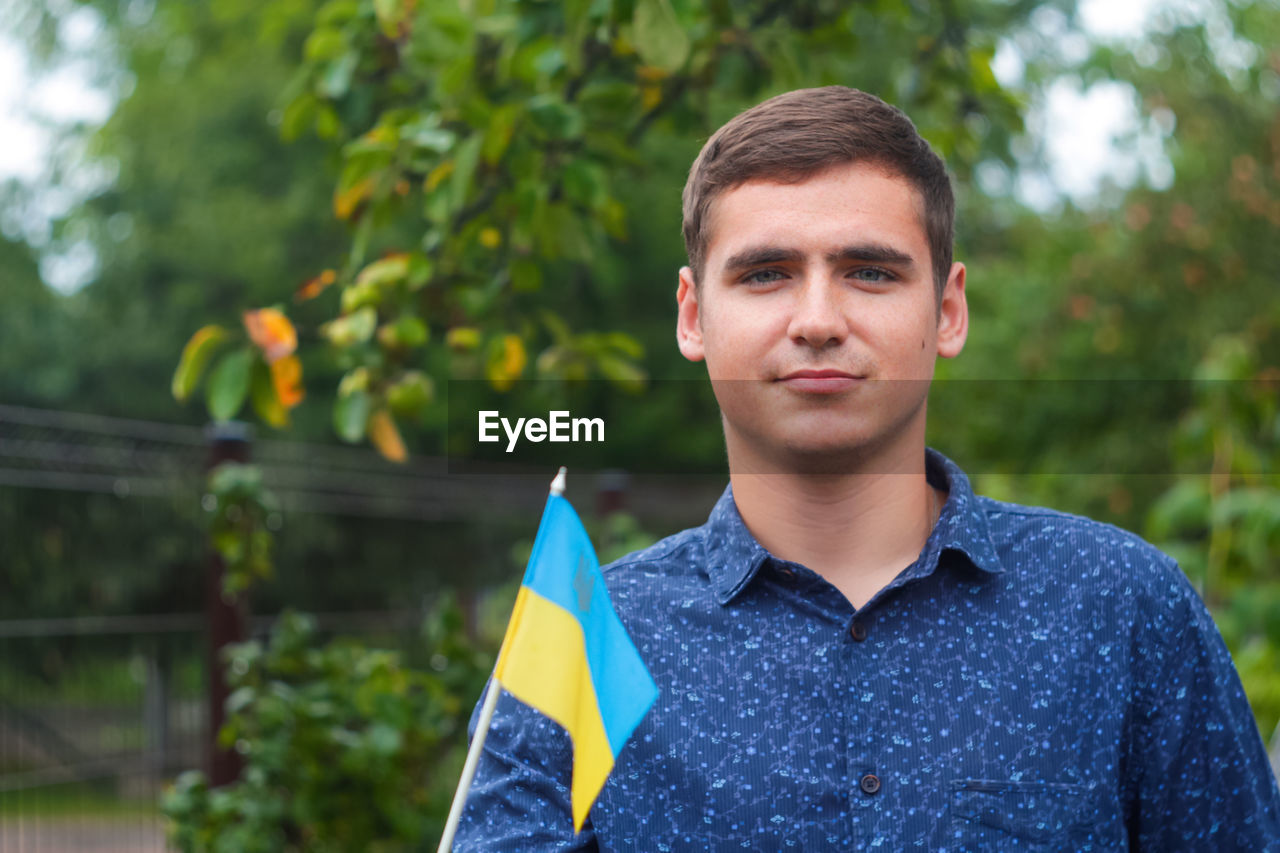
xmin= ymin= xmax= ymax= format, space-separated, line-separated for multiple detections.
xmin=1126 ymin=565 xmax=1280 ymax=850
xmin=452 ymin=679 xmax=600 ymax=852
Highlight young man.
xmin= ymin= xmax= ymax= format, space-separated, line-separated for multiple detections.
xmin=457 ymin=87 xmax=1280 ymax=850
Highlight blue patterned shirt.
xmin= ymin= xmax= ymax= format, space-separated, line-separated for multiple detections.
xmin=458 ymin=450 xmax=1280 ymax=850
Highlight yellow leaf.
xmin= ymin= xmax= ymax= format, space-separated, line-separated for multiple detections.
xmin=368 ymin=409 xmax=408 ymax=462
xmin=479 ymin=227 xmax=501 ymax=249
xmin=425 ymin=160 xmax=455 ymax=193
xmin=373 ymin=0 xmax=417 ymax=39
xmin=446 ymin=327 xmax=481 ymax=352
xmin=487 ymin=334 xmax=527 ymax=392
xmin=364 ymin=124 xmax=395 ymax=145
xmin=251 ymin=359 xmax=290 ymax=428
xmin=295 ymin=269 xmax=337 ymax=302
xmin=172 ymin=325 xmax=228 ymax=401
xmin=243 ymin=308 xmax=298 ymax=363
xmin=334 ymin=177 xmax=374 ymax=220
xmin=270 ymin=355 xmax=305 ymax=408
xmin=356 ymin=253 xmax=410 ymax=286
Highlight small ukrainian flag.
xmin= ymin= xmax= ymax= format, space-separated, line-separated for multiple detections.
xmin=492 ymin=485 xmax=659 ymax=832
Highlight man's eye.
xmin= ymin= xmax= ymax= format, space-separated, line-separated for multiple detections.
xmin=851 ymin=267 xmax=893 ymax=283
xmin=743 ymin=269 xmax=785 ymax=284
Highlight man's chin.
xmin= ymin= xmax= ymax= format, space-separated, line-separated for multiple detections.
xmin=789 ymin=442 xmax=883 ymax=475
xmin=732 ymin=438 xmax=891 ymax=476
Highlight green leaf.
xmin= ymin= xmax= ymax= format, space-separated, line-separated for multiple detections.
xmin=206 ymin=349 xmax=254 ymax=421
xmin=304 ymin=28 xmax=347 ymax=62
xmin=280 ymin=93 xmax=318 ymax=142
xmin=356 ymin=254 xmax=410 ymax=288
xmin=1148 ymin=479 xmax=1211 ymax=540
xmin=386 ymin=370 xmax=435 ymax=416
xmin=316 ymin=0 xmax=360 ymax=26
xmin=208 ymin=462 xmax=264 ymax=499
xmin=341 ymin=280 xmax=383 ymax=314
xmin=318 ymin=53 xmax=358 ymax=99
xmin=482 ymin=103 xmax=520 ymax=166
xmin=366 ymin=721 xmax=402 ymax=755
xmin=334 ymin=388 xmax=372 ymax=443
xmin=598 ymin=353 xmax=647 ymax=392
xmin=602 ymin=331 xmax=644 ymax=360
xmin=510 ymin=257 xmax=543 ymax=292
xmin=377 ymin=315 xmax=429 ymax=350
xmin=373 ymin=0 xmax=407 ymax=38
xmin=401 ymin=117 xmax=456 ymax=153
xmin=449 ymin=134 xmax=485 ymax=212
xmin=539 ymin=203 xmax=593 ymax=262
xmin=406 ymin=252 xmax=434 ymax=290
xmin=445 ymin=327 xmax=481 ymax=352
xmin=322 ymin=307 xmax=378 ymax=346
xmin=540 ymin=310 xmax=573 ymax=345
xmin=226 ymin=686 xmax=257 ymax=715
xmin=576 ymin=81 xmax=637 ymax=119
xmin=315 ymin=102 xmax=342 ymax=138
xmin=250 ymin=359 xmax=289 ymax=428
xmin=562 ymin=160 xmax=608 ymax=211
xmin=173 ymin=325 xmax=229 ymax=402
xmin=526 ymin=95 xmax=584 ymax=140
xmin=632 ymin=0 xmax=689 ymax=73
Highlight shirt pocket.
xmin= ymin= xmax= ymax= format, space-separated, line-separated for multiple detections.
xmin=945 ymin=779 xmax=1097 ymax=851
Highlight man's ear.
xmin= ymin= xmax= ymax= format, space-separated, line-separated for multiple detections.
xmin=936 ymin=261 xmax=968 ymax=359
xmin=676 ymin=266 xmax=706 ymax=362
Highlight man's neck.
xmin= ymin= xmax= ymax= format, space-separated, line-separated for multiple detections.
xmin=726 ymin=436 xmax=940 ymax=610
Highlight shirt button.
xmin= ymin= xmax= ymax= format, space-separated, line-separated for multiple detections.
xmin=850 ymin=620 xmax=868 ymax=642
xmin=859 ymin=773 xmax=881 ymax=795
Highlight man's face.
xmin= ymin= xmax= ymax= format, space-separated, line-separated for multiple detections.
xmin=675 ymin=161 xmax=968 ymax=472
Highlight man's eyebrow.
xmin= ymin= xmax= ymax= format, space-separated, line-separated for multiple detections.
xmin=720 ymin=243 xmax=917 ymax=274
xmin=721 ymin=247 xmax=805 ymax=273
xmin=827 ymin=243 xmax=915 ymax=267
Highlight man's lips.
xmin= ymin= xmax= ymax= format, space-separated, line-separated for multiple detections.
xmin=776 ymin=369 xmax=864 ymax=393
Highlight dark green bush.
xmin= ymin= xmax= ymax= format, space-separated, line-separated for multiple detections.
xmin=163 ymin=605 xmax=489 ymax=852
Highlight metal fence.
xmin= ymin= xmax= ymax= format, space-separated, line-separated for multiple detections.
xmin=0 ymin=609 xmax=433 ymax=852
xmin=0 ymin=619 xmax=201 ymax=851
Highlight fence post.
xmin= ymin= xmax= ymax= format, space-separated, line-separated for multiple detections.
xmin=205 ymin=422 xmax=250 ymax=787
xmin=144 ymin=645 xmax=169 ymax=785
xmin=595 ymin=469 xmax=629 ymax=519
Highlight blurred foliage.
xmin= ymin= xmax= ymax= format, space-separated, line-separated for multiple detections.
xmin=206 ymin=462 xmax=281 ymax=597
xmin=1147 ymin=337 xmax=1280 ymax=736
xmin=0 ymin=1 xmax=342 ymax=426
xmin=162 ymin=604 xmax=489 ymax=852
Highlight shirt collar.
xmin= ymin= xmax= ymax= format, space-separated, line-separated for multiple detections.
xmin=921 ymin=448 xmax=1005 ymax=578
xmin=703 ymin=448 xmax=1004 ymax=606
xmin=703 ymin=485 xmax=773 ymax=604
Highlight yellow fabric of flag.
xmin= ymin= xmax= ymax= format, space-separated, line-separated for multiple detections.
xmin=493 ymin=494 xmax=658 ymax=832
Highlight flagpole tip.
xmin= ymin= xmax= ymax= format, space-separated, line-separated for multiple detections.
xmin=550 ymin=466 xmax=567 ymax=496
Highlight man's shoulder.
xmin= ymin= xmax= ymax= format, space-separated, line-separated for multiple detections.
xmin=595 ymin=523 xmax=716 ymax=629
xmin=599 ymin=523 xmax=705 ymax=580
xmin=974 ymin=494 xmax=1193 ymax=602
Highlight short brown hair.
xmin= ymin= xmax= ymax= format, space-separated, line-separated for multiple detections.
xmin=681 ymin=86 xmax=955 ymax=301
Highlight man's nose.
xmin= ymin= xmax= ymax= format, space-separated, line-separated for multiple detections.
xmin=786 ymin=276 xmax=847 ymax=349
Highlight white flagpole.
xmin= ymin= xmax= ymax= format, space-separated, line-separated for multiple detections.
xmin=435 ymin=467 xmax=568 ymax=853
